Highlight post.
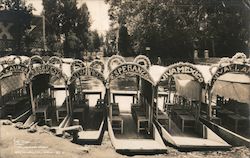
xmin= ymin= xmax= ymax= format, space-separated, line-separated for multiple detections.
xmin=208 ymin=89 xmax=212 ymax=119
xmin=42 ymin=15 xmax=47 ymax=51
xmin=29 ymin=83 xmax=36 ymax=115
xmin=65 ymin=84 xmax=69 ymax=115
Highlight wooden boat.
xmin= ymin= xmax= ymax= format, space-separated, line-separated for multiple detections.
xmin=201 ymin=53 xmax=250 ymax=147
xmin=0 ymin=56 xmax=31 ymax=122
xmin=106 ymin=55 xmax=167 ymax=154
xmin=65 ymin=60 xmax=106 ymax=145
xmin=26 ymin=56 xmax=70 ymax=127
xmin=150 ymin=63 xmax=231 ymax=150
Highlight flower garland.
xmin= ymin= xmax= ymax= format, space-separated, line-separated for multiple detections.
xmin=107 ymin=55 xmax=126 ymax=71
xmin=70 ymin=59 xmax=85 ymax=73
xmin=133 ymin=55 xmax=151 ymax=70
xmin=47 ymin=56 xmax=62 ymax=69
xmin=90 ymin=60 xmax=105 ymax=73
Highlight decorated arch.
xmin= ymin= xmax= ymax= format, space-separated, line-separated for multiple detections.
xmin=107 ymin=55 xmax=126 ymax=72
xmin=158 ymin=62 xmax=205 ymax=86
xmin=69 ymin=67 xmax=105 ymax=85
xmin=209 ymin=63 xmax=250 ymax=88
xmin=27 ymin=64 xmax=68 ymax=83
xmin=89 ymin=60 xmax=105 ymax=73
xmin=47 ymin=56 xmax=62 ymax=68
xmin=29 ymin=55 xmax=45 ymax=67
xmin=133 ymin=55 xmax=151 ymax=70
xmin=209 ymin=53 xmax=249 ymax=88
xmin=107 ymin=62 xmax=154 ymax=86
xmin=0 ymin=64 xmax=29 ymax=80
xmin=13 ymin=56 xmax=22 ymax=64
xmin=70 ymin=59 xmax=85 ymax=72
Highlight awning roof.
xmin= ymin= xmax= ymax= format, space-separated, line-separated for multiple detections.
xmin=174 ymin=76 xmax=201 ymax=100
xmin=148 ymin=65 xmax=167 ymax=84
xmin=212 ymin=73 xmax=250 ymax=104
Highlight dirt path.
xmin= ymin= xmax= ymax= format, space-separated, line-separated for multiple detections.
xmin=0 ymin=121 xmax=249 ymax=158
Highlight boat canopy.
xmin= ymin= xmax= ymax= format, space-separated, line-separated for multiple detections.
xmin=174 ymin=75 xmax=201 ymax=101
xmin=211 ymin=73 xmax=250 ymax=104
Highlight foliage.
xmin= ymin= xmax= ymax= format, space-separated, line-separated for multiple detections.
xmin=106 ymin=0 xmax=250 ymax=60
xmin=42 ymin=0 xmax=90 ymax=58
xmin=0 ymin=0 xmax=33 ymax=53
xmin=118 ymin=25 xmax=131 ymax=56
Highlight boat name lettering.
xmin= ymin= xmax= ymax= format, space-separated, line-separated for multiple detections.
xmin=0 ymin=64 xmax=29 ymax=78
xmin=109 ymin=64 xmax=149 ymax=80
xmin=161 ymin=66 xmax=204 ymax=83
xmin=29 ymin=65 xmax=62 ymax=79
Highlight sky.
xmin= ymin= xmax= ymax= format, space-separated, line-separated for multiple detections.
xmin=27 ymin=0 xmax=111 ymax=35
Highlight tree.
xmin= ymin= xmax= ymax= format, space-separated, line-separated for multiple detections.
xmin=42 ymin=0 xmax=91 ymax=58
xmin=106 ymin=0 xmax=250 ymax=61
xmin=88 ymin=30 xmax=101 ymax=52
xmin=1 ymin=0 xmax=33 ymax=53
xmin=118 ymin=25 xmax=131 ymax=56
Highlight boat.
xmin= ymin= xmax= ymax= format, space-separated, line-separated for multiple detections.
xmin=106 ymin=55 xmax=167 ymax=154
xmin=200 ymin=53 xmax=250 ymax=147
xmin=0 ymin=55 xmax=31 ymax=123
xmin=65 ymin=59 xmax=106 ymax=145
xmin=26 ymin=56 xmax=70 ymax=128
xmin=151 ymin=62 xmax=231 ymax=150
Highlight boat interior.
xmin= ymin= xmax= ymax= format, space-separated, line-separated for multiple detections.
xmin=157 ymin=77 xmax=204 ymax=139
xmin=0 ymin=73 xmax=30 ymax=121
xmin=32 ymin=74 xmax=67 ymax=127
xmin=211 ymin=95 xmax=250 ymax=139
xmin=70 ymin=76 xmax=105 ymax=131
xmin=109 ymin=76 xmax=154 ymax=140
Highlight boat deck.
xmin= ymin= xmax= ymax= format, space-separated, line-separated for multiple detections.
xmin=114 ymin=113 xmax=152 ymax=139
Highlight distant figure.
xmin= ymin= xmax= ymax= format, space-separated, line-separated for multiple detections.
xmin=157 ymin=56 xmax=162 ymax=65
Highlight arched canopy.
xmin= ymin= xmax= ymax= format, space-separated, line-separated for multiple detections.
xmin=133 ymin=55 xmax=151 ymax=70
xmin=209 ymin=63 xmax=250 ymax=88
xmin=29 ymin=55 xmax=44 ymax=66
xmin=70 ymin=59 xmax=85 ymax=72
xmin=89 ymin=60 xmax=105 ymax=73
xmin=107 ymin=62 xmax=154 ymax=86
xmin=158 ymin=62 xmax=205 ymax=87
xmin=27 ymin=64 xmax=68 ymax=84
xmin=47 ymin=56 xmax=62 ymax=68
xmin=69 ymin=67 xmax=105 ymax=85
xmin=107 ymin=55 xmax=126 ymax=72
xmin=0 ymin=64 xmax=29 ymax=80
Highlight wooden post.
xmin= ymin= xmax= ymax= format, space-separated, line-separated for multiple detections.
xmin=155 ymin=86 xmax=158 ymax=120
xmin=65 ymin=84 xmax=69 ymax=115
xmin=208 ymin=90 xmax=212 ymax=119
xmin=29 ymin=83 xmax=36 ymax=115
xmin=107 ymin=87 xmax=112 ymax=121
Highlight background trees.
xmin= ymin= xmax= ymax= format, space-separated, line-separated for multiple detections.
xmin=0 ymin=0 xmax=33 ymax=53
xmin=106 ymin=0 xmax=250 ymax=62
xmin=42 ymin=0 xmax=94 ymax=58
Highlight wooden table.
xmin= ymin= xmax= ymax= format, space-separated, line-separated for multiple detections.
xmin=178 ymin=114 xmax=195 ymax=132
xmin=227 ymin=114 xmax=248 ymax=132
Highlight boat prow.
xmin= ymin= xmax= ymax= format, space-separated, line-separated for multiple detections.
xmin=107 ymin=118 xmax=167 ymax=155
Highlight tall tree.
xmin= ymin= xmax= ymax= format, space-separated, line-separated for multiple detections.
xmin=118 ymin=25 xmax=130 ymax=56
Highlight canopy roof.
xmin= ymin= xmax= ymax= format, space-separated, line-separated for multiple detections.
xmin=212 ymin=73 xmax=250 ymax=104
